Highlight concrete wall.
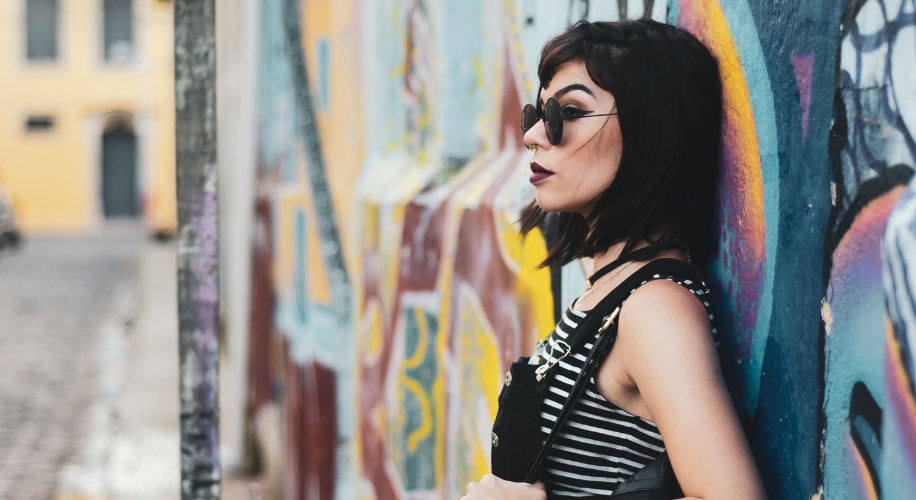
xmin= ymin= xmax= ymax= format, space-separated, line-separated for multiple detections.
xmin=0 ymin=0 xmax=176 ymax=234
xmin=220 ymin=0 xmax=916 ymax=498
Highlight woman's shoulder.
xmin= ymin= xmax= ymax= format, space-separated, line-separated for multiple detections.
xmin=616 ymin=274 xmax=716 ymax=352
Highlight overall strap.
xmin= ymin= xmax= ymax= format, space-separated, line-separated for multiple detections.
xmin=524 ymin=258 xmax=700 ymax=484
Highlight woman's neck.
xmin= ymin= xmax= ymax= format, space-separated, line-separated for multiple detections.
xmin=590 ymin=237 xmax=687 ymax=277
xmin=590 ymin=239 xmax=654 ymax=275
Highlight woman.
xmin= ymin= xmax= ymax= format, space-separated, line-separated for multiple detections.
xmin=462 ymin=19 xmax=766 ymax=500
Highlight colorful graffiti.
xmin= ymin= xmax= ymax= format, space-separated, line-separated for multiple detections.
xmin=226 ymin=0 xmax=916 ymax=498
xmin=822 ymin=0 xmax=916 ymax=498
xmin=677 ymin=0 xmax=778 ymax=423
xmin=883 ymin=175 xmax=916 ymax=497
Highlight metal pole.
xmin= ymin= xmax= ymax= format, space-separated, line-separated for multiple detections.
xmin=175 ymin=0 xmax=220 ymax=498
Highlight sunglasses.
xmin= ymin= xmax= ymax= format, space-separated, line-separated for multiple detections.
xmin=521 ymin=96 xmax=618 ymax=146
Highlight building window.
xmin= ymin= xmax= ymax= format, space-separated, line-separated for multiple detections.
xmin=26 ymin=0 xmax=58 ymax=61
xmin=104 ymin=0 xmax=133 ymax=63
xmin=25 ymin=115 xmax=55 ymax=132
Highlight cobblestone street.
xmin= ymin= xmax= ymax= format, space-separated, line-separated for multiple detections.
xmin=0 ymin=230 xmax=142 ymax=499
xmin=0 ymin=230 xmax=270 ymax=500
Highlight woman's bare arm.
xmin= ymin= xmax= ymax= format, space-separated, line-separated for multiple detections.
xmin=605 ymin=279 xmax=766 ymax=500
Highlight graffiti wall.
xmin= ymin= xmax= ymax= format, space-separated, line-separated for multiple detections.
xmin=228 ymin=0 xmax=916 ymax=498
xmin=823 ymin=1 xmax=916 ymax=498
xmin=882 ymin=174 xmax=916 ymax=498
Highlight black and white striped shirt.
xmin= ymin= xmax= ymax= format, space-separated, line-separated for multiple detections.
xmin=535 ymin=273 xmax=719 ymax=497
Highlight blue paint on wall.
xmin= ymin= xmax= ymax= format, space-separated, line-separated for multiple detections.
xmin=882 ymin=172 xmax=916 ymax=498
xmin=295 ymin=207 xmax=308 ymax=323
xmin=438 ymin=0 xmax=483 ymax=161
xmin=666 ymin=0 xmax=680 ymax=25
xmin=317 ymin=38 xmax=330 ymax=111
xmin=739 ymin=1 xmax=846 ymax=497
xmin=258 ymin=0 xmax=298 ymax=184
xmin=715 ymin=0 xmax=781 ymax=418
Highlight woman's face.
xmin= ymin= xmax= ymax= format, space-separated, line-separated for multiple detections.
xmin=524 ymin=61 xmax=622 ymax=217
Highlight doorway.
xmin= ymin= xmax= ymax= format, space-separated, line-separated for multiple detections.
xmin=101 ymin=114 xmax=138 ymax=217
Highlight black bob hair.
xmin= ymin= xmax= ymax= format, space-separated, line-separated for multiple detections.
xmin=520 ymin=19 xmax=723 ymax=271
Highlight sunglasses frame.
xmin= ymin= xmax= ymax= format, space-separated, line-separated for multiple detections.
xmin=521 ymin=96 xmax=618 ymax=146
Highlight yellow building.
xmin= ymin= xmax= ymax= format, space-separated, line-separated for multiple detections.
xmin=0 ymin=0 xmax=176 ymax=234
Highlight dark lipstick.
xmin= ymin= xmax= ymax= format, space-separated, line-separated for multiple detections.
xmin=529 ymin=162 xmax=554 ymax=184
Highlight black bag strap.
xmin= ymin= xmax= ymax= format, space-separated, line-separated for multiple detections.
xmin=524 ymin=258 xmax=701 ymax=484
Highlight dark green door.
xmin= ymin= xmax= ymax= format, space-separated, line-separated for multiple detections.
xmin=101 ymin=131 xmax=138 ymax=217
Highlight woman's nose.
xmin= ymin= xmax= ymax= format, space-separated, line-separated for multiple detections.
xmin=523 ymin=119 xmax=548 ymax=151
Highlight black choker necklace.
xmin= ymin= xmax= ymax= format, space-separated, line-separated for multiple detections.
xmin=585 ymin=242 xmax=685 ymax=290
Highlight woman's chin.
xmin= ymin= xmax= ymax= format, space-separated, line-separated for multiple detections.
xmin=534 ymin=198 xmax=557 ymax=213
xmin=534 ymin=195 xmax=578 ymax=214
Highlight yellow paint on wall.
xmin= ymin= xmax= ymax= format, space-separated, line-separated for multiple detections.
xmin=355 ymin=196 xmax=412 ymax=355
xmin=454 ymin=289 xmax=502 ymax=492
xmin=362 ymin=202 xmax=380 ymax=250
xmin=399 ymin=376 xmax=433 ymax=452
xmin=403 ymin=308 xmax=430 ymax=370
xmin=382 ymin=203 xmax=407 ymax=312
xmin=493 ymin=162 xmax=555 ymax=345
xmin=505 ymin=226 xmax=554 ymax=342
xmin=302 ymin=0 xmax=366 ymax=277
xmin=389 ymin=305 xmax=442 ymax=484
xmin=434 ymin=295 xmax=449 ymax=491
xmin=0 ymin=0 xmax=175 ymax=234
xmin=298 ymin=140 xmax=332 ymax=304
xmin=360 ymin=299 xmax=384 ymax=362
xmin=305 ymin=208 xmax=332 ymax=304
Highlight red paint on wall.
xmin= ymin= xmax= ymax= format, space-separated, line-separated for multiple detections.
xmin=356 ymin=45 xmax=532 ymax=497
xmin=285 ymin=352 xmax=338 ymax=500
xmin=248 ymin=198 xmax=275 ymax=412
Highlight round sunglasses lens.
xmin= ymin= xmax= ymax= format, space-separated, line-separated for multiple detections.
xmin=545 ymin=98 xmax=563 ymax=145
xmin=521 ymin=105 xmax=539 ymax=134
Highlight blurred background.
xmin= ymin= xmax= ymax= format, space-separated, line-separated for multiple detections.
xmin=1 ymin=0 xmax=916 ymax=499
